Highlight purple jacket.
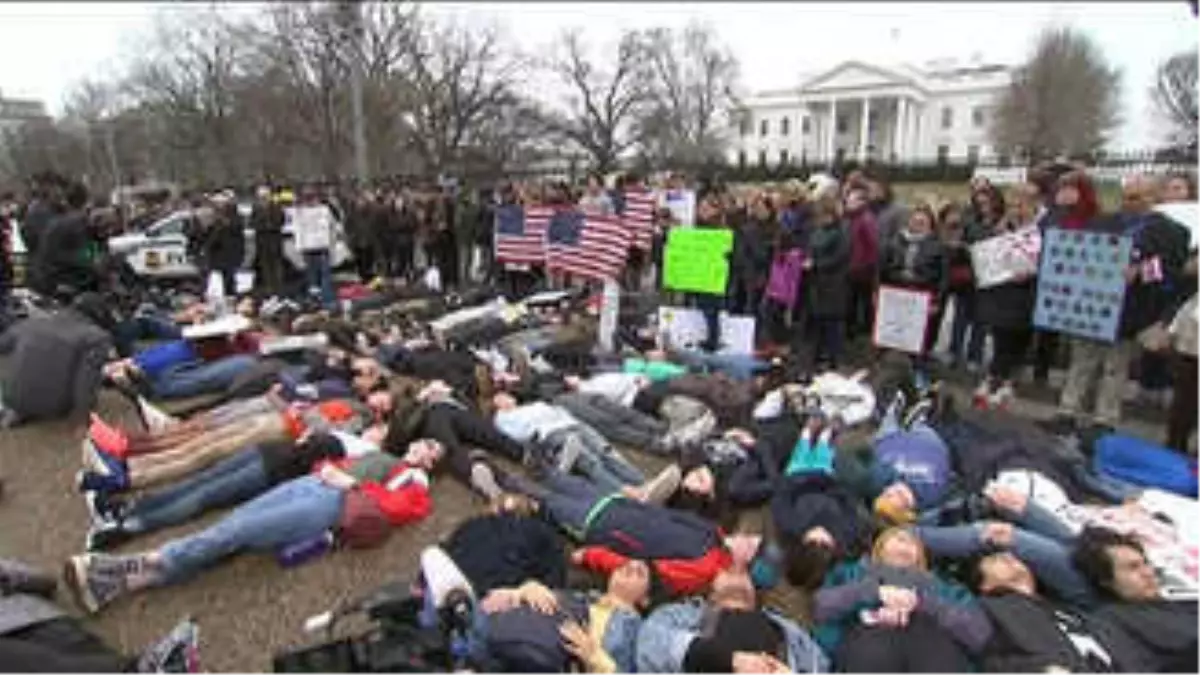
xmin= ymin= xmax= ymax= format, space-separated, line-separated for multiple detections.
xmin=846 ymin=210 xmax=880 ymax=281
xmin=765 ymin=249 xmax=805 ymax=310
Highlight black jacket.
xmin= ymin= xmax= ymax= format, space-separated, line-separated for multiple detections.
xmin=205 ymin=208 xmax=245 ymax=271
xmin=29 ymin=211 xmax=96 ymax=296
xmin=443 ymin=514 xmax=567 ymax=596
xmin=805 ymin=224 xmax=851 ymax=319
xmin=0 ymin=309 xmax=112 ymax=423
xmin=975 ymin=220 xmax=1037 ymax=330
xmin=731 ymin=222 xmax=772 ymax=285
xmin=882 ymin=231 xmax=947 ymax=297
xmin=1103 ymin=212 xmax=1191 ymax=338
xmin=1090 ymin=600 xmax=1197 ymax=673
xmin=770 ymin=473 xmax=868 ymax=554
xmin=979 ymin=591 xmax=1153 ymax=673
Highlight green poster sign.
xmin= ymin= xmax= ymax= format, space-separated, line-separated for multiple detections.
xmin=663 ymin=227 xmax=733 ymax=295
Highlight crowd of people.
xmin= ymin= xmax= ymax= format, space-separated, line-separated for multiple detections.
xmin=0 ymin=162 xmax=1196 ymax=673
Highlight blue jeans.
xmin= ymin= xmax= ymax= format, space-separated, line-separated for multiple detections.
xmin=113 ymin=313 xmax=183 ymax=359
xmin=303 ymin=250 xmax=335 ymax=309
xmin=158 ymin=475 xmax=342 ymax=583
xmin=671 ymin=349 xmax=768 ymax=381
xmin=543 ymin=425 xmax=644 ymax=495
xmin=124 ymin=448 xmax=272 ymax=536
xmin=149 ymin=354 xmax=259 ymax=400
xmin=534 ymin=470 xmax=607 ymax=537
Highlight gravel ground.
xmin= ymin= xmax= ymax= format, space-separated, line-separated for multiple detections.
xmin=0 ymin=354 xmax=1169 ymax=672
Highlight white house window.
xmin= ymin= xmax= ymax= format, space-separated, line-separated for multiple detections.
xmin=971 ymin=107 xmax=985 ymax=128
xmin=737 ymin=150 xmax=747 ymax=167
xmin=760 ymin=119 xmax=769 ymax=136
xmin=967 ymin=145 xmax=980 ymax=163
xmin=937 ymin=144 xmax=950 ymax=162
xmin=739 ymin=118 xmax=751 ymax=137
xmin=779 ymin=149 xmax=790 ymax=165
xmin=758 ymin=150 xmax=767 ymax=166
xmin=836 ymin=114 xmax=848 ymax=134
xmin=801 ymin=117 xmax=811 ymax=134
xmin=780 ymin=117 xmax=790 ymax=136
xmin=940 ymin=107 xmax=953 ymax=129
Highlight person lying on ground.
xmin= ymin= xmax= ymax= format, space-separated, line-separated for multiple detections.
xmin=79 ymin=395 xmax=375 ymax=494
xmin=470 ymin=559 xmax=652 ymax=673
xmin=102 ymin=323 xmax=265 ymax=401
xmin=0 ymin=292 xmax=115 ymax=428
xmin=812 ymin=527 xmax=993 ymax=672
xmin=498 ymin=466 xmax=765 ymax=597
xmin=1 ymin=557 xmax=199 ymax=673
xmin=956 ymin=534 xmax=1153 ymax=672
xmin=435 ymin=493 xmax=569 ymax=597
xmin=636 ymin=568 xmax=829 ymax=673
xmin=491 ymin=392 xmax=648 ymax=495
xmin=65 ymin=437 xmax=444 ymax=614
xmin=84 ymin=428 xmax=385 ymax=551
xmin=1069 ymin=527 xmax=1198 ymax=673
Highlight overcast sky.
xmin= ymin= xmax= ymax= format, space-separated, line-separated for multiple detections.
xmin=0 ymin=1 xmax=1195 ymax=150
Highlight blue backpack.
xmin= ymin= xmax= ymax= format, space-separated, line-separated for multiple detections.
xmin=1092 ymin=433 xmax=1198 ymax=498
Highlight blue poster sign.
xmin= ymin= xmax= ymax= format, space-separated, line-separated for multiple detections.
xmin=1033 ymin=228 xmax=1132 ymax=343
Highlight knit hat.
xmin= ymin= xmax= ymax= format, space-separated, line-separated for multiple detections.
xmin=870 ymin=527 xmax=928 ymax=570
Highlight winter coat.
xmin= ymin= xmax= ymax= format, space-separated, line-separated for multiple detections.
xmin=1089 ymin=600 xmax=1197 ymax=673
xmin=770 ymin=473 xmax=869 ymax=554
xmin=872 ymin=201 xmax=909 ymax=253
xmin=29 ymin=211 xmax=97 ymax=295
xmin=731 ymin=222 xmax=772 ymax=288
xmin=805 ymin=224 xmax=851 ymax=319
xmin=205 ymin=208 xmax=245 ymax=271
xmin=479 ymin=591 xmax=640 ymax=673
xmin=978 ymin=591 xmax=1153 ymax=673
xmin=1107 ymin=211 xmax=1191 ymax=339
xmin=975 ymin=219 xmax=1038 ymax=330
xmin=845 ymin=208 xmax=880 ymax=281
xmin=881 ymin=230 xmax=947 ymax=298
xmin=442 ymin=513 xmax=568 ymax=596
xmin=0 ymin=308 xmax=112 ymax=424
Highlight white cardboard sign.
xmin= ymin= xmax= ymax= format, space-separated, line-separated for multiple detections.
xmin=873 ymin=285 xmax=933 ymax=354
xmin=657 ymin=306 xmax=756 ymax=354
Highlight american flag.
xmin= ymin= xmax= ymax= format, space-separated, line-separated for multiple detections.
xmin=494 ymin=204 xmax=550 ymax=266
xmin=546 ymin=208 xmax=631 ymax=281
xmin=621 ymin=188 xmax=657 ymax=251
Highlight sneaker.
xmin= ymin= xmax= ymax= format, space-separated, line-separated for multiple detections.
xmin=990 ymin=383 xmax=1016 ymax=410
xmin=86 ymin=520 xmax=134 ymax=552
xmin=136 ymin=617 xmax=200 ymax=673
xmin=77 ymin=467 xmax=130 ymax=494
xmin=63 ymin=554 xmax=133 ymax=613
xmin=638 ymin=464 xmax=683 ymax=505
xmin=972 ymin=381 xmax=992 ymax=410
xmin=138 ymin=397 xmax=179 ymax=434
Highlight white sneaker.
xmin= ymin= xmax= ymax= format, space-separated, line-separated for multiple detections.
xmin=990 ymin=384 xmax=1016 ymax=410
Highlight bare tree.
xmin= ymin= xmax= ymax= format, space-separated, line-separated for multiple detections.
xmin=990 ymin=27 xmax=1121 ymax=160
xmin=1151 ymin=49 xmax=1198 ymax=151
xmin=541 ymin=29 xmax=652 ymax=174
xmin=399 ymin=18 xmax=528 ymax=177
xmin=639 ymin=24 xmax=742 ymax=167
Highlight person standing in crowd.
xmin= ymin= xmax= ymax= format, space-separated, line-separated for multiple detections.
xmin=293 ymin=186 xmax=336 ymax=309
xmin=346 ymin=190 xmax=376 ymax=283
xmin=729 ymin=195 xmax=772 ymax=317
xmin=1058 ymin=174 xmax=1189 ymax=429
xmin=843 ymin=185 xmax=880 ymax=342
xmin=973 ymin=182 xmax=1041 ymax=409
xmin=693 ymin=193 xmax=730 ymax=352
xmin=18 ymin=176 xmax=59 ymax=261
xmin=1034 ymin=170 xmax=1099 ymax=385
xmin=578 ymin=172 xmax=614 ymax=216
xmin=867 ymin=177 xmax=908 ymax=252
xmin=950 ymin=183 xmax=1003 ymax=371
xmin=250 ymin=186 xmax=286 ymax=298
xmin=435 ymin=187 xmax=459 ymax=289
xmin=29 ymin=181 xmax=98 ymax=300
xmin=203 ymin=195 xmax=245 ymax=301
xmin=454 ymin=188 xmax=482 ymax=285
xmin=804 ymin=194 xmax=851 ymax=370
xmin=881 ymin=202 xmax=948 ymax=374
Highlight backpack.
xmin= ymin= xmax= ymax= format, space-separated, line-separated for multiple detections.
xmin=1093 ymin=433 xmax=1198 ymax=498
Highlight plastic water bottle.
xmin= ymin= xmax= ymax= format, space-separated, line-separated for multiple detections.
xmin=276 ymin=532 xmax=334 ymax=568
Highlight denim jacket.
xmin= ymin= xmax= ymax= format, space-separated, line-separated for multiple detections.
xmin=636 ymin=599 xmax=829 ymax=673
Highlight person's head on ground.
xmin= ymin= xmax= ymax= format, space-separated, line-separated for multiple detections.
xmin=1072 ymin=527 xmax=1160 ymax=602
xmin=607 ymin=559 xmax=652 ymax=609
xmin=871 ymin=527 xmax=928 ymax=570
xmin=873 ymin=482 xmax=917 ymax=526
xmin=783 ymin=527 xmax=840 ymax=590
xmin=968 ymin=551 xmax=1038 ymax=597
xmin=1162 ymin=172 xmax=1196 ymax=203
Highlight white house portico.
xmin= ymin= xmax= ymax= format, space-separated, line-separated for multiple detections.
xmin=732 ymin=58 xmax=1012 ymax=167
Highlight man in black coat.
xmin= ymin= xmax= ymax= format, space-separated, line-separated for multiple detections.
xmin=28 ymin=182 xmax=96 ymax=299
xmin=250 ymin=186 xmax=286 ymax=298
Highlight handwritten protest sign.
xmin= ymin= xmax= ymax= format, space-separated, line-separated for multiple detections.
xmin=970 ymin=226 xmax=1042 ymax=289
xmin=657 ymin=306 xmax=756 ymax=355
xmin=1034 ymin=228 xmax=1132 ymax=343
xmin=663 ymin=227 xmax=733 ymax=294
xmin=873 ymin=285 xmax=933 ymax=354
xmin=663 ymin=189 xmax=696 ymax=227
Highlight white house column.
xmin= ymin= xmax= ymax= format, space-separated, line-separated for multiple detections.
xmin=858 ymin=96 xmax=871 ymax=163
xmin=893 ymin=98 xmax=906 ymax=161
xmin=830 ymin=97 xmax=840 ymax=162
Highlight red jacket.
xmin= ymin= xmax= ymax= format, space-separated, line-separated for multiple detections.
xmin=575 ymin=542 xmax=733 ymax=596
xmin=846 ymin=209 xmax=880 ymax=280
xmin=316 ymin=457 xmax=432 ymax=526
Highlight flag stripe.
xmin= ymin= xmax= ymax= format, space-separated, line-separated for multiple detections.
xmin=622 ymin=189 xmax=657 ymax=251
xmin=546 ymin=211 xmax=631 ymax=281
xmin=494 ymin=205 xmax=551 ymax=265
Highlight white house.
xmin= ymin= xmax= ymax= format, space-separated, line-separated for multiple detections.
xmin=730 ymin=58 xmax=1013 ymax=167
